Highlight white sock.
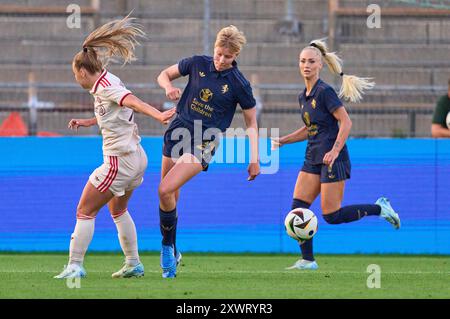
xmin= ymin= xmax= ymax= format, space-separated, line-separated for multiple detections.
xmin=68 ymin=218 xmax=95 ymax=266
xmin=113 ymin=211 xmax=140 ymax=266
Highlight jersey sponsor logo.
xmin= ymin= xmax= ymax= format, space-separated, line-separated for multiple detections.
xmin=303 ymin=112 xmax=318 ymax=136
xmin=221 ymin=84 xmax=229 ymax=94
xmin=200 ymin=88 xmax=213 ymax=102
xmin=191 ymin=98 xmax=214 ymax=118
xmin=199 ymin=71 xmax=206 ymax=77
xmin=311 ymin=99 xmax=317 ymax=109
xmin=303 ymin=112 xmax=311 ymax=126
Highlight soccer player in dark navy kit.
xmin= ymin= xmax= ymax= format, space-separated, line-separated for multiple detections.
xmin=272 ymin=39 xmax=401 ymax=270
xmin=156 ymin=25 xmax=260 ymax=278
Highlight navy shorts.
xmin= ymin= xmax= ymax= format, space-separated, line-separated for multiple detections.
xmin=163 ymin=117 xmax=219 ymax=171
xmin=301 ymin=160 xmax=351 ymax=183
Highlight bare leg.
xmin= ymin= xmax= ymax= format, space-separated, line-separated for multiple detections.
xmin=321 ymin=181 xmax=345 ymax=214
xmin=159 ymin=153 xmax=203 ymax=211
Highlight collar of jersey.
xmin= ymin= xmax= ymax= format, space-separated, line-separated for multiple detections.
xmin=209 ymin=60 xmax=237 ymax=77
xmin=90 ymin=69 xmax=108 ymax=94
xmin=303 ymin=78 xmax=323 ymax=100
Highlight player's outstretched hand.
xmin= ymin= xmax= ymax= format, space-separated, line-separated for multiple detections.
xmin=68 ymin=118 xmax=93 ymax=130
xmin=165 ymin=86 xmax=181 ymax=101
xmin=271 ymin=137 xmax=282 ymax=150
xmin=247 ymin=162 xmax=260 ymax=181
xmin=159 ymin=107 xmax=177 ymax=125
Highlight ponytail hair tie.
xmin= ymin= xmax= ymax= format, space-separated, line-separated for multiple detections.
xmin=83 ymin=47 xmax=88 ymax=53
xmin=340 ymin=72 xmax=344 ymax=77
xmin=309 ymin=42 xmax=325 ymax=56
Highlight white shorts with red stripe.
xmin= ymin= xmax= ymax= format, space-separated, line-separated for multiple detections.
xmin=89 ymin=144 xmax=148 ymax=197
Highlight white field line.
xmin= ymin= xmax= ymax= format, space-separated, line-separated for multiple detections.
xmin=0 ymin=269 xmax=449 ymax=275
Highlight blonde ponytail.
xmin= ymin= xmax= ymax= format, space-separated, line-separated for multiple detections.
xmin=308 ymin=39 xmax=375 ymax=103
xmin=73 ymin=13 xmax=145 ymax=73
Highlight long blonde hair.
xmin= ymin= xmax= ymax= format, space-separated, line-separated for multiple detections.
xmin=306 ymin=38 xmax=375 ymax=103
xmin=214 ymin=25 xmax=247 ymax=55
xmin=73 ymin=14 xmax=145 ymax=74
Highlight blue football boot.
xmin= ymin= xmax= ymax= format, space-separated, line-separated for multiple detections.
xmin=112 ymin=262 xmax=144 ymax=278
xmin=161 ymin=244 xmax=177 ymax=278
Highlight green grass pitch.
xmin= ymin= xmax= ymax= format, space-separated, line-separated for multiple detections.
xmin=0 ymin=253 xmax=448 ymax=299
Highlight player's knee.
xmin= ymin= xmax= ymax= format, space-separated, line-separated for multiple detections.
xmin=76 ymin=211 xmax=95 ymax=220
xmin=76 ymin=205 xmax=95 ymax=220
xmin=322 ymin=210 xmax=341 ymax=224
xmin=110 ymin=208 xmax=127 ymax=219
xmin=158 ymin=183 xmax=174 ymax=201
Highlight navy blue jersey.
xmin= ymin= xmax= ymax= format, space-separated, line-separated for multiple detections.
xmin=299 ymin=78 xmax=350 ymax=164
xmin=176 ymin=55 xmax=256 ymax=132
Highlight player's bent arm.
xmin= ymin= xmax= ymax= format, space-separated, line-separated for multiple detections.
xmin=331 ymin=106 xmax=352 ymax=153
xmin=68 ymin=117 xmax=97 ymax=129
xmin=157 ymin=64 xmax=183 ymax=101
xmin=121 ymin=94 xmax=174 ymax=124
xmin=279 ymin=126 xmax=308 ymax=145
xmin=158 ymin=64 xmax=182 ymax=83
xmin=83 ymin=117 xmax=97 ymax=126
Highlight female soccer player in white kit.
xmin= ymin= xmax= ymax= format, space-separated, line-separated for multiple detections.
xmin=54 ymin=15 xmax=175 ymax=279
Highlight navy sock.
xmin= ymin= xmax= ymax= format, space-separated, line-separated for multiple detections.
xmin=291 ymin=198 xmax=314 ymax=262
xmin=173 ymin=214 xmax=178 ymax=255
xmin=323 ymin=204 xmax=381 ymax=224
xmin=159 ymin=207 xmax=177 ymax=246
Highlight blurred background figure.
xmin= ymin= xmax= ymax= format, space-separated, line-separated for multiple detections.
xmin=431 ymin=78 xmax=450 ymax=138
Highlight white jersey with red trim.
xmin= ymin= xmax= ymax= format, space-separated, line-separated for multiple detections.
xmin=90 ymin=70 xmax=140 ymax=156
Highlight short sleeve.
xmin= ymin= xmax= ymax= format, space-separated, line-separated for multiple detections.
xmin=178 ymin=56 xmax=195 ymax=77
xmin=99 ymin=84 xmax=132 ymax=107
xmin=432 ymin=96 xmax=448 ymax=126
xmin=321 ymin=87 xmax=343 ymax=114
xmin=236 ymin=83 xmax=256 ymax=110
